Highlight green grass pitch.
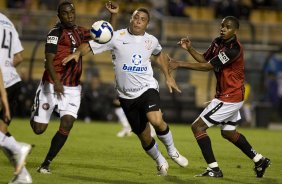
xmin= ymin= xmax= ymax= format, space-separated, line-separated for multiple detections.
xmin=0 ymin=118 xmax=281 ymax=184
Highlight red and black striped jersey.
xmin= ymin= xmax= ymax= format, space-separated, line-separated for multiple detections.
xmin=203 ymin=36 xmax=245 ymax=102
xmin=42 ymin=23 xmax=91 ymax=86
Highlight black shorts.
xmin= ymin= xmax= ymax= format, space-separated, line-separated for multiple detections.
xmin=0 ymin=81 xmax=22 ymax=125
xmin=119 ymin=88 xmax=160 ymax=134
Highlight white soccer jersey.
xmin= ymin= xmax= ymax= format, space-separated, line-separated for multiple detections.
xmin=89 ymin=28 xmax=161 ymax=99
xmin=0 ymin=13 xmax=23 ymax=88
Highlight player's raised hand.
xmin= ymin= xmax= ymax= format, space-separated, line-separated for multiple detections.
xmin=62 ymin=52 xmax=80 ymax=66
xmin=167 ymin=54 xmax=180 ymax=73
xmin=105 ymin=1 xmax=119 ymax=14
xmin=177 ymin=36 xmax=192 ymax=51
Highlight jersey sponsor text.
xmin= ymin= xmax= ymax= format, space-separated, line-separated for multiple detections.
xmin=122 ymin=64 xmax=147 ymax=72
xmin=218 ymin=51 xmax=229 ymax=64
xmin=47 ymin=36 xmax=58 ymax=44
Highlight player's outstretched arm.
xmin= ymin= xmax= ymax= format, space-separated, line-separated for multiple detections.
xmin=105 ymin=1 xmax=119 ymax=30
xmin=62 ymin=43 xmax=91 ymax=66
xmin=155 ymin=52 xmax=181 ymax=93
xmin=178 ymin=37 xmax=207 ymax=63
xmin=168 ymin=54 xmax=213 ymax=72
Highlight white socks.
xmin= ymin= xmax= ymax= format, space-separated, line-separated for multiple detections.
xmin=146 ymin=142 xmax=166 ymax=165
xmin=208 ymin=162 xmax=219 ymax=169
xmin=253 ymin=154 xmax=263 ymax=163
xmin=0 ymin=131 xmax=20 ymax=153
xmin=157 ymin=130 xmax=176 ymax=156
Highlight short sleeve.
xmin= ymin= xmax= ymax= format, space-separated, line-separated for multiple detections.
xmin=152 ymin=37 xmax=162 ymax=56
xmin=45 ymin=28 xmax=61 ymax=54
xmin=12 ymin=28 xmax=23 ymax=54
xmin=210 ymin=46 xmax=241 ymax=68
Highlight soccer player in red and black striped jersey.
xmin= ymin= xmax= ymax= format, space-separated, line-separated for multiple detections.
xmin=168 ymin=16 xmax=271 ymax=178
xmin=30 ymin=1 xmax=119 ymax=174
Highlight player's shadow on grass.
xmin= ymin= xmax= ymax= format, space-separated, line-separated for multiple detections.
xmin=63 ymin=162 xmax=143 ymax=175
xmin=60 ymin=175 xmax=145 ymax=184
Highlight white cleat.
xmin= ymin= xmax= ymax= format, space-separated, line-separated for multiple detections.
xmin=157 ymin=161 xmax=169 ymax=176
xmin=9 ymin=167 xmax=32 ymax=184
xmin=14 ymin=143 xmax=32 ymax=175
xmin=116 ymin=128 xmax=132 ymax=137
xmin=170 ymin=150 xmax=188 ymax=167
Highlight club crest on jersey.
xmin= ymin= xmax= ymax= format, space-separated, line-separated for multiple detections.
xmin=145 ymin=39 xmax=153 ymax=50
xmin=42 ymin=103 xmax=50 ymax=110
xmin=122 ymin=54 xmax=147 ymax=72
xmin=218 ymin=51 xmax=230 ymax=64
xmin=47 ymin=36 xmax=58 ymax=44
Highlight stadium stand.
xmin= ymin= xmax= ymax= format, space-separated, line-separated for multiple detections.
xmin=1 ymin=1 xmax=282 ymax=123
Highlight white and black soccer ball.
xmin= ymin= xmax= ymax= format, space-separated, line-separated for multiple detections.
xmin=90 ymin=20 xmax=113 ymax=44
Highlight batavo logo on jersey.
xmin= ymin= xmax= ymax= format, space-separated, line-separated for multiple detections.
xmin=122 ymin=54 xmax=148 ymax=72
xmin=47 ymin=36 xmax=58 ymax=44
xmin=218 ymin=51 xmax=230 ymax=64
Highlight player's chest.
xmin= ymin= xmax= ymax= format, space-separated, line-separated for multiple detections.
xmin=60 ymin=31 xmax=82 ymax=47
xmin=115 ymin=37 xmax=154 ymax=55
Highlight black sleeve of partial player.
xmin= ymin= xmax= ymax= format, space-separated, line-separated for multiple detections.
xmin=45 ymin=28 xmax=62 ymax=54
xmin=210 ymin=46 xmax=240 ymax=68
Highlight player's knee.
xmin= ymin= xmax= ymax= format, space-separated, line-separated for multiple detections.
xmin=191 ymin=123 xmax=203 ymax=134
xmin=221 ymin=130 xmax=234 ymax=140
xmin=152 ymin=121 xmax=166 ymax=132
xmin=191 ymin=117 xmax=205 ymax=134
xmin=60 ymin=115 xmax=75 ymax=131
xmin=32 ymin=127 xmax=45 ymax=135
xmin=60 ymin=121 xmax=74 ymax=131
xmin=30 ymin=121 xmax=47 ymax=135
xmin=221 ymin=130 xmax=229 ymax=139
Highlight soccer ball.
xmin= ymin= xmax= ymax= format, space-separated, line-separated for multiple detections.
xmin=90 ymin=20 xmax=113 ymax=44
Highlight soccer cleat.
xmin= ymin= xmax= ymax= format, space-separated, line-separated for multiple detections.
xmin=37 ymin=165 xmax=52 ymax=174
xmin=170 ymin=150 xmax=188 ymax=167
xmin=14 ymin=143 xmax=32 ymax=175
xmin=9 ymin=167 xmax=32 ymax=184
xmin=116 ymin=127 xmax=132 ymax=137
xmin=157 ymin=161 xmax=169 ymax=176
xmin=195 ymin=167 xmax=223 ymax=177
xmin=254 ymin=157 xmax=271 ymax=178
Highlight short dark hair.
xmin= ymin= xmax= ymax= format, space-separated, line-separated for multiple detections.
xmin=136 ymin=8 xmax=150 ymax=22
xmin=57 ymin=1 xmax=74 ymax=14
xmin=224 ymin=16 xmax=240 ymax=29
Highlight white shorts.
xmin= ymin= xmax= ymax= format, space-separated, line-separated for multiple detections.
xmin=197 ymin=98 xmax=243 ymax=130
xmin=31 ymin=81 xmax=81 ymax=124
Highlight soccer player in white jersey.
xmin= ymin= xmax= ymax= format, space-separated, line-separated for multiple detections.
xmin=62 ymin=7 xmax=188 ymax=176
xmin=0 ymin=13 xmax=32 ymax=184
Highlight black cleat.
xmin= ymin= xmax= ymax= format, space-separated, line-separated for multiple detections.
xmin=195 ymin=167 xmax=223 ymax=177
xmin=254 ymin=157 xmax=271 ymax=178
